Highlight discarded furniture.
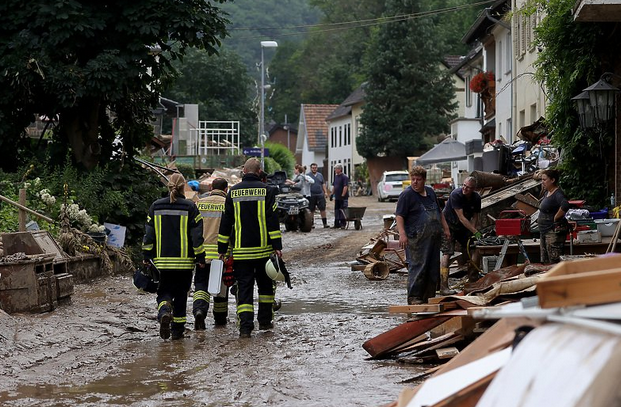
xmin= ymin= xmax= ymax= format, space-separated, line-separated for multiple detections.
xmin=0 ymin=231 xmax=73 ymax=313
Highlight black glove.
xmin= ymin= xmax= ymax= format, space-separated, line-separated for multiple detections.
xmin=222 ymin=257 xmax=235 ymax=287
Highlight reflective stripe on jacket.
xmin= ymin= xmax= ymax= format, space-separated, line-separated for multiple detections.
xmin=142 ymin=196 xmax=205 ymax=270
xmin=217 ymin=173 xmax=282 ymax=260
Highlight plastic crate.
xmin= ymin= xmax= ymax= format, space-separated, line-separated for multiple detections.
xmin=495 ymin=210 xmax=530 ymax=236
xmin=590 ymin=209 xmax=609 ymax=219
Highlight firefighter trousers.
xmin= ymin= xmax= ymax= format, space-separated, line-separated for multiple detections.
xmin=157 ymin=268 xmax=193 ymax=335
xmin=233 ymin=258 xmax=274 ymax=333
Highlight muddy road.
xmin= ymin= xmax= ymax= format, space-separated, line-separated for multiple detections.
xmin=0 ymin=195 xmax=424 ymax=407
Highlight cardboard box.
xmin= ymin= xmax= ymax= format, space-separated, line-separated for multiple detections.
xmin=537 ymin=254 xmax=621 ymax=308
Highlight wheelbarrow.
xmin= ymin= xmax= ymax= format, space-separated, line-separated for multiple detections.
xmin=341 ymin=206 xmax=366 ymax=230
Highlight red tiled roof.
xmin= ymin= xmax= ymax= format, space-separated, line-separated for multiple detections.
xmin=302 ymin=104 xmax=339 ymax=152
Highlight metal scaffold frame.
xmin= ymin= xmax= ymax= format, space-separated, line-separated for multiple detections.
xmin=189 ymin=121 xmax=240 ymax=156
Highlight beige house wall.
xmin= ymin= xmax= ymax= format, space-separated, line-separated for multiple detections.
xmin=513 ymin=0 xmax=548 ymax=131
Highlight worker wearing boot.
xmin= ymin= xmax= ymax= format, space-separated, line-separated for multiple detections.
xmin=396 ymin=166 xmax=451 ymax=304
xmin=441 ymin=176 xmax=482 ymax=288
xmin=142 ymin=173 xmax=206 ymax=340
xmin=218 ymin=158 xmax=282 ymax=338
xmin=193 ymin=178 xmax=229 ymax=329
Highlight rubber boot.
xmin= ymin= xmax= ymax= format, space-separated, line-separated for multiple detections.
xmin=439 ymin=267 xmax=456 ymax=295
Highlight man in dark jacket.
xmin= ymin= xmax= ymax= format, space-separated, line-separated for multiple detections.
xmin=218 ymin=158 xmax=283 ymax=338
xmin=332 ymin=164 xmax=349 ymax=229
xmin=142 ymin=173 xmax=206 ymax=340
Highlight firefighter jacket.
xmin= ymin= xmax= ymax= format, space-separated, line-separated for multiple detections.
xmin=196 ymin=189 xmax=226 ymax=260
xmin=142 ymin=195 xmax=206 ymax=270
xmin=218 ymin=173 xmax=282 ymax=260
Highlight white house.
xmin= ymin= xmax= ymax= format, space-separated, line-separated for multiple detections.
xmin=325 ymin=84 xmax=366 ymax=185
xmin=295 ymin=104 xmax=339 ymax=175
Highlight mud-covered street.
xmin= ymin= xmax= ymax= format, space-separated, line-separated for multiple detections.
xmin=0 ymin=195 xmax=424 ymax=407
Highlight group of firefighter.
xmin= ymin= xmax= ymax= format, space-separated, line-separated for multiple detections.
xmin=141 ymin=157 xmax=287 ymax=340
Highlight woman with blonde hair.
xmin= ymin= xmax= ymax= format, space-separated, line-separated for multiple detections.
xmin=142 ymin=172 xmax=206 ymax=340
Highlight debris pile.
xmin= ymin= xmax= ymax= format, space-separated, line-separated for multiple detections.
xmin=366 ymin=251 xmax=621 ymax=407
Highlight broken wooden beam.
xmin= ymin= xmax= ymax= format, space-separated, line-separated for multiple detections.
xmin=363 ymin=316 xmax=452 ymax=359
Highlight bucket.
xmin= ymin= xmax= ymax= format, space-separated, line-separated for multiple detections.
xmin=363 ymin=262 xmax=390 ymax=280
xmin=87 ymin=232 xmax=106 ymax=244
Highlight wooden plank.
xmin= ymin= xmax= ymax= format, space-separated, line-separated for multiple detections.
xmin=436 ymin=347 xmax=460 ymax=360
xmin=430 ymin=317 xmax=542 ymax=377
xmin=432 ymin=372 xmax=496 ymax=407
xmin=362 ymin=316 xmax=452 ymax=358
xmin=389 ymin=304 xmax=444 ymax=313
xmin=397 ymin=332 xmax=457 ymax=353
xmin=537 ymin=268 xmax=621 ymax=308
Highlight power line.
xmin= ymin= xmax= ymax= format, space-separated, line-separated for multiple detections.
xmin=229 ymin=0 xmax=496 ymax=40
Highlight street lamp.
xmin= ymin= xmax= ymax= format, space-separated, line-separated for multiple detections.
xmin=572 ymin=72 xmax=620 ymax=130
xmin=260 ymin=40 xmax=278 ymax=169
xmin=572 ymin=72 xmax=621 ymax=207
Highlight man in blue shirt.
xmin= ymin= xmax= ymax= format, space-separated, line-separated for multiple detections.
xmin=396 ymin=166 xmax=450 ymax=304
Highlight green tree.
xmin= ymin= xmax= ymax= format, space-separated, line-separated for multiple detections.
xmin=533 ymin=0 xmax=614 ymax=207
xmin=164 ymin=47 xmax=256 ymax=148
xmin=0 ymin=0 xmax=229 ymax=172
xmin=358 ymin=0 xmax=457 ymax=158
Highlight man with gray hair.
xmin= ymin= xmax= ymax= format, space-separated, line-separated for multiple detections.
xmin=440 ymin=176 xmax=482 ymax=293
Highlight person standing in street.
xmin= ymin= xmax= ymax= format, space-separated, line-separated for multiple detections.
xmin=193 ymin=178 xmax=229 ymax=329
xmin=440 ymin=176 xmax=482 ymax=292
xmin=218 ymin=158 xmax=283 ymax=338
xmin=287 ymin=164 xmax=314 ymax=197
xmin=332 ymin=164 xmax=349 ymax=229
xmin=396 ymin=166 xmax=450 ymax=305
xmin=307 ymin=163 xmax=330 ymax=228
xmin=538 ymin=169 xmax=570 ymax=264
xmin=142 ymin=173 xmax=206 ymax=340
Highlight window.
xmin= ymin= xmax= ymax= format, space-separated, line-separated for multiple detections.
xmin=519 ymin=110 xmax=525 ymax=129
xmin=530 ymin=103 xmax=537 ymax=123
xmin=347 ymin=123 xmax=351 ymax=145
xmin=507 ymin=118 xmax=512 ymax=143
xmin=498 ymin=40 xmax=503 ymax=75
xmin=466 ymin=76 xmax=472 ymax=107
xmin=339 ymin=126 xmax=342 ymax=147
xmin=505 ymin=32 xmax=512 ymax=74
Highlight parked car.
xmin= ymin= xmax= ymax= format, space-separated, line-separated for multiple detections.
xmin=376 ymin=170 xmax=409 ymax=202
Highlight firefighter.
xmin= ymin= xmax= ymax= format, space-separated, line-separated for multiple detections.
xmin=142 ymin=173 xmax=206 ymax=340
xmin=218 ymin=158 xmax=282 ymax=338
xmin=193 ymin=178 xmax=229 ymax=329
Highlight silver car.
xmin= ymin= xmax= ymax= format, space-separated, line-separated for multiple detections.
xmin=376 ymin=170 xmax=409 ymax=202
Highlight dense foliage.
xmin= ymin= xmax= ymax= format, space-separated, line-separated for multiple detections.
xmin=264 ymin=142 xmax=296 ymax=177
xmin=533 ymin=0 xmax=617 ymax=207
xmin=0 ymin=159 xmax=164 ymax=251
xmin=268 ymin=0 xmax=482 ymax=129
xmin=0 ymin=0 xmax=229 ymax=172
xmin=358 ymin=0 xmax=458 ymax=158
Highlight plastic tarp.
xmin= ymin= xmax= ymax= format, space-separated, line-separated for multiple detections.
xmin=416 ymin=138 xmax=467 ymax=165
